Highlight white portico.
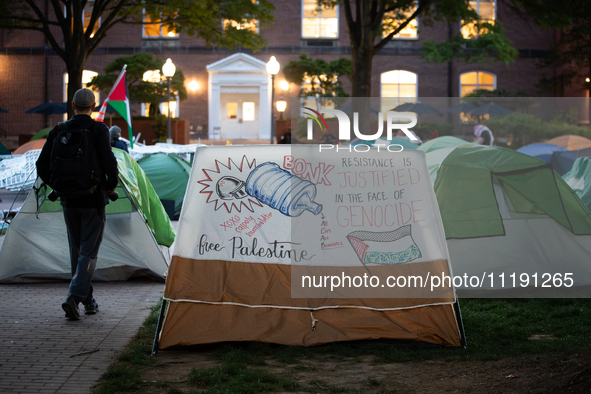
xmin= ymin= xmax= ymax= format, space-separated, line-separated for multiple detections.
xmin=207 ymin=53 xmax=272 ymax=140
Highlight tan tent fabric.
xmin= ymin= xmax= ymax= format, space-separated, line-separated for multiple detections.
xmin=155 ymin=146 xmax=464 ymax=349
xmin=158 ymin=302 xmax=461 ymax=347
xmin=164 ymin=257 xmax=455 ymax=308
xmin=547 ymin=135 xmax=591 ymax=151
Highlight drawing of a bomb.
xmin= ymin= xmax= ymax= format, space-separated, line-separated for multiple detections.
xmin=347 ymin=225 xmax=421 ymax=265
xmin=246 ymin=162 xmax=323 ymax=217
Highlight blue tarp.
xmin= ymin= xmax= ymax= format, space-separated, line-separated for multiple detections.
xmin=517 ymin=143 xmax=568 ymax=163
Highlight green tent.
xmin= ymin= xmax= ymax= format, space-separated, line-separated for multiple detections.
xmin=427 ymin=144 xmax=591 ymax=295
xmin=0 ymin=149 xmax=175 ymax=282
xmin=137 ymin=153 xmax=192 ymax=216
xmin=30 ymin=127 xmax=52 ymax=141
xmin=563 ymin=157 xmax=591 ymax=211
xmin=418 ymin=136 xmax=472 ymax=153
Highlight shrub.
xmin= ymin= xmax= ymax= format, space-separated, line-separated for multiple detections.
xmin=482 ymin=112 xmax=591 ymax=149
xmin=151 ymin=114 xmax=168 ymax=143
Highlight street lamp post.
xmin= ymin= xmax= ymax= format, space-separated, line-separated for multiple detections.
xmin=162 ymin=58 xmax=176 ymax=144
xmin=266 ymin=56 xmax=280 ymax=144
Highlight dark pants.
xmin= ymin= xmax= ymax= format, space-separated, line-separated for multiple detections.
xmin=62 ymin=206 xmax=106 ymax=305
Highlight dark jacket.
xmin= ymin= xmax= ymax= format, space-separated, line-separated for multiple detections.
xmin=111 ymin=138 xmax=129 ymax=152
xmin=36 ymin=114 xmax=119 ymax=208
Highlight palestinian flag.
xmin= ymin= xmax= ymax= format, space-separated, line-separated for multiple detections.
xmin=96 ymin=65 xmax=134 ymax=148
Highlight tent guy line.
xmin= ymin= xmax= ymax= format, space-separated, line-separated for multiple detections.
xmin=162 ymin=297 xmax=455 ymax=312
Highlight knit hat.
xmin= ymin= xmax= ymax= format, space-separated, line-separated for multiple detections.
xmin=109 ymin=125 xmax=121 ymax=139
xmin=72 ymin=88 xmax=96 ymax=108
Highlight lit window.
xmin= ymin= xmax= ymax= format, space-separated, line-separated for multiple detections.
xmin=459 ymin=71 xmax=495 ymax=122
xmin=380 ymin=70 xmax=417 ymax=113
xmin=383 ymin=4 xmax=418 ymax=39
xmin=300 ymin=73 xmax=338 ymax=116
xmin=462 ymin=0 xmax=495 ymax=39
xmin=460 ymin=71 xmax=495 ymax=97
xmin=68 ymin=5 xmax=100 ymax=38
xmin=143 ymin=12 xmax=179 ymax=38
xmin=301 ymin=98 xmax=334 ymax=118
xmin=243 ymin=102 xmax=255 ymax=121
xmin=223 ymin=19 xmax=258 ymax=33
xmin=302 ymin=0 xmax=338 ymax=38
xmin=84 ymin=12 xmax=99 ymax=38
xmin=227 ymin=103 xmax=238 ymax=120
xmin=64 ymin=70 xmax=100 ymax=104
xmin=163 ymin=101 xmax=178 ymax=118
xmin=300 ymin=73 xmax=337 ymax=96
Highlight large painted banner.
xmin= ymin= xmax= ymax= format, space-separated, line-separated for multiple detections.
xmin=157 ymin=145 xmax=463 ymax=348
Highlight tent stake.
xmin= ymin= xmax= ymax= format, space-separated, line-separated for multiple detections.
xmin=151 ymin=298 xmax=168 ymax=355
xmin=453 ymin=300 xmax=468 ymax=348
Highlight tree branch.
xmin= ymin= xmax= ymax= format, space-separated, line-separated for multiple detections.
xmin=20 ymin=0 xmax=66 ymax=59
xmin=374 ymin=0 xmax=429 ymax=53
xmin=342 ymin=0 xmax=357 ymax=43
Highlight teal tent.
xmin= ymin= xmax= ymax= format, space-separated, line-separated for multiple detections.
xmin=563 ymin=157 xmax=591 ymax=212
xmin=418 ymin=136 xmax=472 ymax=153
xmin=0 ymin=142 xmax=10 ymax=155
xmin=137 ymin=153 xmax=192 ymax=216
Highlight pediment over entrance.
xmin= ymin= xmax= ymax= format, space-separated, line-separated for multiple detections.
xmin=206 ymin=53 xmax=267 ymax=74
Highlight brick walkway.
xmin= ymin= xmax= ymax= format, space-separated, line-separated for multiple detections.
xmin=0 ymin=281 xmax=165 ymax=393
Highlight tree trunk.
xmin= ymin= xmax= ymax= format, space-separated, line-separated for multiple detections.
xmin=351 ymin=42 xmax=374 ymax=97
xmin=65 ymin=51 xmax=87 ymax=118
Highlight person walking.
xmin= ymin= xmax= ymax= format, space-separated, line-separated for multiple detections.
xmin=36 ymin=88 xmax=119 ymax=320
xmin=109 ymin=125 xmax=129 ymax=152
xmin=474 ymin=124 xmax=494 ymax=145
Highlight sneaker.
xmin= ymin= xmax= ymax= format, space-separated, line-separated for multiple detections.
xmin=83 ymin=299 xmax=99 ymax=315
xmin=62 ymin=296 xmax=80 ymax=320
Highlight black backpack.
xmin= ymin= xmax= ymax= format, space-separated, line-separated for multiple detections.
xmin=48 ymin=122 xmax=102 ymax=198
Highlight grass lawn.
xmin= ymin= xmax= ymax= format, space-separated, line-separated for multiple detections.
xmin=93 ymin=298 xmax=591 ymax=394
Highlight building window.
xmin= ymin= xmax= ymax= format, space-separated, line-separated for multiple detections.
xmin=462 ymin=0 xmax=495 ymax=39
xmin=460 ymin=71 xmax=495 ymax=96
xmin=243 ymin=102 xmax=256 ymax=121
xmin=383 ymin=4 xmax=418 ymax=39
xmin=299 ymin=73 xmax=338 ymax=116
xmin=143 ymin=12 xmax=179 ymax=38
xmin=67 ymin=5 xmax=99 ymax=37
xmin=141 ymin=99 xmax=179 ymax=118
xmin=64 ymin=70 xmax=99 ymax=118
xmin=83 ymin=11 xmax=99 ymax=38
xmin=380 ymin=70 xmax=417 ymax=113
xmin=302 ymin=0 xmax=338 ymax=39
xmin=140 ymin=69 xmax=180 ymax=118
xmin=64 ymin=70 xmax=99 ymax=104
xmin=223 ymin=19 xmax=258 ymax=33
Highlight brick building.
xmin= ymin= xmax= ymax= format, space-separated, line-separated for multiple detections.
xmin=0 ymin=0 xmax=578 ymax=148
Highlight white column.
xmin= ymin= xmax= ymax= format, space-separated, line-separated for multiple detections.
xmin=209 ymin=81 xmax=221 ymax=139
xmin=259 ymin=77 xmax=271 ymax=140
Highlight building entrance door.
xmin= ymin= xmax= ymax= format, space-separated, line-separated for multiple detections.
xmin=220 ymin=92 xmax=260 ymax=139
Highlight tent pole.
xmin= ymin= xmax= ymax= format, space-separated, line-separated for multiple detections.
xmin=453 ymin=300 xmax=468 ymax=348
xmin=151 ymin=298 xmax=168 ymax=355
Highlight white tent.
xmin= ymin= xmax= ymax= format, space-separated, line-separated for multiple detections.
xmin=154 ymin=145 xmax=465 ymax=350
xmin=0 ymin=150 xmax=174 ymax=283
